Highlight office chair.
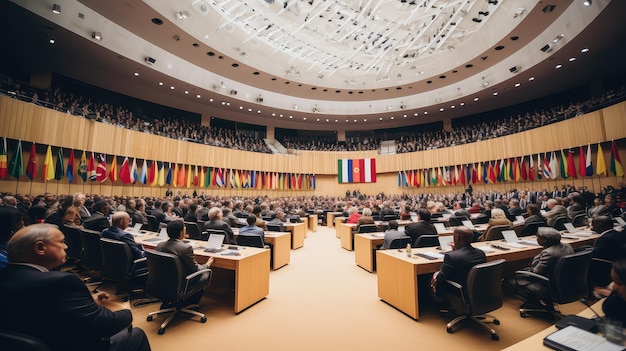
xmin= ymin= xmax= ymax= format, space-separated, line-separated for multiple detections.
xmin=478 ymin=225 xmax=509 ymax=241
xmin=266 ymin=224 xmax=285 ymax=232
xmin=589 ymin=257 xmax=613 ymax=291
xmin=414 ymin=234 xmax=439 ymax=248
xmin=185 ymin=222 xmax=208 ymax=241
xmin=473 ymin=214 xmax=489 ymax=224
xmin=515 ymin=249 xmax=593 ymax=320
xmin=571 ymin=214 xmax=589 ymax=228
xmin=26 ymin=206 xmax=47 ymax=224
xmin=381 ymin=214 xmax=397 ymax=222
xmin=389 ymin=236 xmax=412 ymax=249
xmin=358 ymin=224 xmax=378 ymax=233
xmin=551 ymin=216 xmax=569 ymax=231
xmin=205 ymin=229 xmax=227 ymax=240
xmin=521 ymin=222 xmax=542 ymax=236
xmin=236 ymin=234 xmax=269 ymax=249
xmin=444 ymin=259 xmax=505 ymax=341
xmin=79 ymin=228 xmax=104 ymax=282
xmin=60 ymin=224 xmax=83 ymax=272
xmin=448 ymin=216 xmax=467 ymax=227
xmin=146 ymin=215 xmax=160 ymax=232
xmin=0 ymin=330 xmax=52 ymax=351
xmin=145 ymin=250 xmax=211 ymax=335
xmin=511 ymin=223 xmax=525 ymax=237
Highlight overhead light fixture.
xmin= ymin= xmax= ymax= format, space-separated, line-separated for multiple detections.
xmin=583 ymin=0 xmax=592 ymax=6
xmin=175 ymin=11 xmax=190 ymax=20
xmin=487 ymin=0 xmax=498 ymax=4
xmin=472 ymin=17 xmax=482 ymax=23
xmin=91 ymin=32 xmax=102 ymax=41
xmin=552 ymin=33 xmax=564 ymax=43
xmin=581 ymin=48 xmax=590 ymax=53
xmin=479 ymin=11 xmax=490 ymax=16
xmin=52 ymin=4 xmax=61 ymax=14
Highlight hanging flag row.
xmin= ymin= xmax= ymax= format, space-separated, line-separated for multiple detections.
xmin=0 ymin=138 xmax=316 ymax=190
xmin=398 ymin=142 xmax=623 ymax=188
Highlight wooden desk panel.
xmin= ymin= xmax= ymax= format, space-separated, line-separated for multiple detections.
xmin=136 ymin=234 xmax=270 ymax=314
xmin=285 ymin=222 xmax=306 ymax=249
xmin=264 ymin=232 xmax=291 ymax=270
xmin=354 ymin=233 xmax=384 ymax=272
xmin=376 ymin=234 xmax=599 ymax=320
xmin=334 ymin=217 xmax=346 ymax=237
xmin=327 ymin=212 xmax=343 ymax=228
xmin=338 ymin=222 xmax=357 ymax=250
xmin=308 ymin=214 xmax=318 ymax=232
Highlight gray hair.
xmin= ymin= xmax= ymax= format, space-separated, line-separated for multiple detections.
xmin=8 ymin=224 xmax=57 ymax=262
xmin=362 ymin=207 xmax=372 ymax=216
xmin=536 ymin=227 xmax=562 ymax=245
xmin=208 ymin=207 xmax=222 ymax=220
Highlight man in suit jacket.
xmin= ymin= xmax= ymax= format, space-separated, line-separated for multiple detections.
xmin=543 ymin=199 xmax=568 ymax=227
xmin=266 ymin=211 xmax=287 ymax=231
xmin=379 ymin=220 xmax=405 ymax=250
xmin=204 ymin=207 xmax=236 ymax=244
xmin=431 ymin=227 xmax=486 ymax=297
xmin=83 ymin=201 xmax=111 ymax=233
xmin=0 ymin=224 xmax=151 ymax=351
xmin=592 ymin=216 xmax=626 ymax=262
xmin=239 ymin=214 xmax=265 ymax=242
xmin=102 ymin=211 xmax=145 ymax=261
xmin=404 ymin=209 xmax=437 ymax=246
xmin=156 ymin=220 xmax=213 ymax=308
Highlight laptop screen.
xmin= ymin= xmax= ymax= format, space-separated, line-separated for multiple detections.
xmin=563 ymin=223 xmax=577 ymax=233
xmin=158 ymin=228 xmax=168 ymax=239
xmin=438 ymin=236 xmax=453 ymax=251
xmin=206 ymin=234 xmax=225 ymax=249
xmin=434 ymin=222 xmax=447 ymax=234
xmin=462 ymin=220 xmax=475 ymax=229
xmin=502 ymin=230 xmax=519 ymax=243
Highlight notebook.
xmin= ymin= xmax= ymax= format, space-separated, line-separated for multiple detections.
xmin=203 ymin=234 xmax=226 ymax=253
xmin=438 ymin=236 xmax=453 ymax=252
xmin=502 ymin=230 xmax=528 ymax=248
xmin=564 ymin=223 xmax=593 ymax=237
xmin=434 ymin=222 xmax=447 ymax=234
xmin=462 ymin=220 xmax=475 ymax=229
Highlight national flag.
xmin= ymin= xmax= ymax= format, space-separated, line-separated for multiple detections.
xmin=8 ymin=140 xmax=23 ymax=179
xmin=87 ymin=152 xmax=97 ymax=181
xmin=140 ymin=159 xmax=148 ymax=184
xmin=397 ymin=172 xmax=402 ymax=187
xmin=445 ymin=167 xmax=451 ymax=185
xmin=193 ymin=165 xmax=199 ymax=187
xmin=460 ymin=165 xmax=466 ymax=185
xmin=166 ymin=163 xmax=173 ymax=185
xmin=596 ymin=143 xmax=607 ymax=176
xmin=513 ymin=157 xmax=520 ymax=181
xmin=499 ymin=159 xmax=506 ymax=182
xmin=158 ymin=162 xmax=165 ymax=186
xmin=549 ymin=151 xmax=558 ymax=179
xmin=338 ymin=158 xmax=376 ymax=183
xmin=78 ymin=150 xmax=87 ymax=182
xmin=206 ymin=167 xmax=213 ymax=188
xmin=431 ymin=168 xmax=438 ymax=186
xmin=66 ymin=149 xmax=74 ymax=182
xmin=482 ymin=162 xmax=488 ymax=184
xmin=585 ymin=144 xmax=593 ymax=176
xmin=610 ymin=140 xmax=624 ymax=177
xmin=312 ymin=174 xmax=316 ymax=189
xmin=177 ymin=164 xmax=185 ymax=187
xmin=26 ymin=142 xmax=36 ymax=180
xmin=536 ymin=154 xmax=542 ymax=180
xmin=186 ymin=164 xmax=192 ymax=188
xmin=43 ymin=145 xmax=55 ymax=182
xmin=109 ymin=155 xmax=118 ymax=182
xmin=508 ymin=158 xmax=514 ymax=181
xmin=559 ymin=149 xmax=568 ymax=179
xmin=216 ymin=168 xmax=224 ymax=187
xmin=529 ymin=155 xmax=535 ymax=181
xmin=172 ymin=163 xmax=179 ymax=187
xmin=199 ymin=166 xmax=205 ymax=188
xmin=96 ymin=154 xmax=107 ymax=182
xmin=466 ymin=164 xmax=472 ymax=184
xmin=234 ymin=169 xmax=241 ymax=188
xmin=148 ymin=160 xmax=156 ymax=186
xmin=0 ymin=138 xmax=7 ymax=179
xmin=489 ymin=161 xmax=496 ymax=183
xmin=119 ymin=157 xmax=132 ymax=184
xmin=55 ymin=148 xmax=64 ymax=181
xmin=542 ymin=153 xmax=551 ymax=179
xmin=567 ymin=150 xmax=577 ymax=179
xmin=470 ymin=163 xmax=478 ymax=184
xmin=520 ymin=157 xmax=527 ymax=180
xmin=131 ymin=158 xmax=138 ymax=184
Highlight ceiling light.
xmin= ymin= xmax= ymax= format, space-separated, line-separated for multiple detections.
xmin=92 ymin=32 xmax=102 ymax=41
xmin=170 ymin=86 xmax=174 ymax=90
xmin=515 ymin=83 xmax=521 ymax=87
xmin=513 ymin=8 xmax=525 ymax=18
xmin=474 ymin=97 xmax=479 ymax=101
xmin=52 ymin=4 xmax=61 ymax=14
xmin=552 ymin=34 xmax=565 ymax=43
xmin=49 ymin=38 xmax=55 ymax=44
xmin=424 ymin=112 xmax=428 ymax=115
xmin=196 ymin=95 xmax=201 ymax=98
xmin=239 ymin=106 xmax=243 ymax=110
xmin=569 ymin=57 xmax=576 ymax=62
xmin=184 ymin=90 xmax=188 ymax=94
xmin=583 ymin=0 xmax=592 ymax=6
xmin=493 ymin=92 xmax=498 ymax=96
xmin=529 ymin=77 xmax=535 ymax=81
xmin=581 ymin=48 xmax=590 ymax=53
xmin=460 ymin=102 xmax=465 ymax=106
xmin=158 ymin=82 xmax=163 ymax=86
xmin=176 ymin=11 xmax=190 ymax=20
xmin=555 ymin=64 xmax=563 ymax=69
xmin=440 ymin=108 xmax=444 ymax=112
xmin=134 ymin=72 xmax=139 ymax=77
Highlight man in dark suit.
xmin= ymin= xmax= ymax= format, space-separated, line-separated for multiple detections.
xmin=0 ymin=224 xmax=151 ymax=351
xmin=102 ymin=211 xmax=145 ymax=261
xmin=239 ymin=214 xmax=265 ymax=242
xmin=83 ymin=201 xmax=111 ymax=233
xmin=592 ymin=216 xmax=626 ymax=262
xmin=431 ymin=227 xmax=486 ymax=298
xmin=379 ymin=220 xmax=405 ymax=250
xmin=204 ymin=207 xmax=236 ymax=244
xmin=151 ymin=200 xmax=166 ymax=223
xmin=404 ymin=209 xmax=437 ymax=247
xmin=156 ymin=220 xmax=212 ymax=308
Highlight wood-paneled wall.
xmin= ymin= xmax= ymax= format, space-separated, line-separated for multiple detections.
xmin=1 ymin=95 xmax=625 ymax=197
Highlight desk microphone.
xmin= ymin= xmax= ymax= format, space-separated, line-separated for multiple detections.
xmin=580 ymin=298 xmax=603 ymax=322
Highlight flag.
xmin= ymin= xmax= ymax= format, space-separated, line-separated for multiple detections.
xmin=453 ymin=166 xmax=459 ymax=185
xmin=482 ymin=162 xmax=488 ymax=184
xmin=8 ymin=140 xmax=23 ymax=179
xmin=186 ymin=164 xmax=192 ymax=188
xmin=206 ymin=167 xmax=213 ymax=188
xmin=431 ymin=168 xmax=438 ymax=186
xmin=549 ymin=151 xmax=558 ymax=179
xmin=131 ymin=158 xmax=138 ymax=184
xmin=26 ymin=142 xmax=36 ymax=180
xmin=513 ymin=157 xmax=520 ymax=181
xmin=567 ymin=150 xmax=577 ymax=179
xmin=610 ymin=140 xmax=624 ymax=177
xmin=172 ymin=163 xmax=179 ymax=187
xmin=460 ymin=165 xmax=466 ymax=185
xmin=177 ymin=164 xmax=186 ymax=187
xmin=119 ymin=157 xmax=132 ymax=184
xmin=140 ymin=159 xmax=147 ymax=184
xmin=542 ymin=153 xmax=551 ymax=179
xmin=528 ymin=155 xmax=535 ymax=181
xmin=338 ymin=158 xmax=376 ymax=183
xmin=78 ymin=150 xmax=87 ymax=182
xmin=499 ymin=159 xmax=506 ymax=182
xmin=397 ymin=171 xmax=402 ymax=187
xmin=109 ymin=155 xmax=118 ymax=182
xmin=520 ymin=157 xmax=527 ymax=181
xmin=0 ymin=137 xmax=7 ymax=179
xmin=43 ymin=145 xmax=55 ymax=181
xmin=585 ymin=144 xmax=593 ymax=176
xmin=508 ymin=158 xmax=514 ymax=181
xmin=87 ymin=152 xmax=96 ymax=181
xmin=559 ymin=149 xmax=568 ymax=179
xmin=199 ymin=166 xmax=205 ymax=188
xmin=312 ymin=174 xmax=316 ymax=189
xmin=150 ymin=160 xmax=159 ymax=186
xmin=489 ymin=161 xmax=496 ymax=183
xmin=537 ymin=154 xmax=543 ymax=180
xmin=66 ymin=149 xmax=74 ymax=183
xmin=96 ymin=154 xmax=107 ymax=182
xmin=471 ymin=164 xmax=478 ymax=183
xmin=216 ymin=168 xmax=224 ymax=187
xmin=158 ymin=162 xmax=165 ymax=187
xmin=166 ymin=163 xmax=173 ymax=186
xmin=55 ymin=147 xmax=64 ymax=181
xmin=596 ymin=143 xmax=607 ymax=176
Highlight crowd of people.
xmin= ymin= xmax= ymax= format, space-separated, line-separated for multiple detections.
xmin=1 ymin=71 xmax=624 ymax=155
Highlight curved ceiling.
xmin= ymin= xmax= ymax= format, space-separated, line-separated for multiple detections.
xmin=3 ymin=0 xmax=626 ymax=131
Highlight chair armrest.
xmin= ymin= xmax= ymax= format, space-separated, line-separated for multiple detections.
xmin=132 ymin=257 xmax=148 ymax=277
xmin=184 ymin=268 xmax=212 ymax=282
xmin=445 ymin=280 xmax=463 ymax=291
xmin=182 ymin=268 xmax=212 ymax=296
xmin=514 ymin=270 xmax=549 ymax=286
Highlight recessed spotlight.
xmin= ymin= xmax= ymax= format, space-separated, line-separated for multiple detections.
xmin=451 ymin=105 xmax=455 ymax=109
xmin=569 ymin=57 xmax=576 ymax=62
xmin=424 ymin=111 xmax=428 ymax=115
xmin=414 ymin=113 xmax=418 ymax=116
xmin=239 ymin=106 xmax=243 ymax=110
xmin=528 ymin=77 xmax=535 ymax=81
xmin=49 ymin=38 xmax=55 ymax=44
xmin=581 ymin=48 xmax=590 ymax=53
xmin=209 ymin=99 xmax=213 ymax=102
xmin=92 ymin=32 xmax=102 ymax=41
xmin=289 ymin=116 xmax=293 ymax=119
xmin=555 ymin=64 xmax=563 ymax=69
xmin=379 ymin=117 xmax=383 ymax=120
xmin=440 ymin=108 xmax=444 ymax=111
xmin=248 ymin=108 xmax=252 ymax=112
xmin=134 ymin=72 xmax=139 ymax=77
xmin=493 ymin=92 xmax=498 ymax=96
xmin=515 ymin=83 xmax=521 ymax=87
xmin=316 ymin=119 xmax=320 ymax=122
xmin=184 ymin=90 xmax=188 ymax=94
xmin=257 ymin=110 xmax=261 ymax=114
xmin=364 ymin=119 xmax=367 ymax=122
xmin=158 ymin=82 xmax=164 ymax=86
xmin=272 ymin=113 xmax=276 ymax=116
xmin=303 ymin=117 xmax=307 ymax=121
xmin=474 ymin=97 xmax=479 ymax=101
xmin=196 ymin=94 xmax=201 ymax=98
xmin=583 ymin=0 xmax=591 ymax=6
xmin=390 ymin=117 xmax=394 ymax=120
xmin=170 ymin=86 xmax=175 ymax=90
xmin=52 ymin=4 xmax=61 ymax=14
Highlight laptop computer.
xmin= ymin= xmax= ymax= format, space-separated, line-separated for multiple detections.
xmin=462 ymin=220 xmax=475 ymax=230
xmin=203 ymin=234 xmax=226 ymax=253
xmin=514 ymin=215 xmax=525 ymax=224
xmin=434 ymin=222 xmax=447 ymax=234
xmin=438 ymin=236 xmax=453 ymax=252
xmin=144 ymin=228 xmax=169 ymax=242
xmin=125 ymin=223 xmax=143 ymax=234
xmin=563 ymin=223 xmax=593 ymax=237
xmin=502 ymin=230 xmax=540 ymax=247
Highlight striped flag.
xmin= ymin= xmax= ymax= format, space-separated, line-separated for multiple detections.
xmin=0 ymin=137 xmax=7 ymax=179
xmin=528 ymin=155 xmax=535 ymax=181
xmin=109 ymin=156 xmax=118 ymax=182
xmin=585 ymin=144 xmax=593 ymax=176
xmin=610 ymin=140 xmax=624 ymax=177
xmin=338 ymin=158 xmax=376 ymax=183
xmin=66 ymin=149 xmax=74 ymax=183
xmin=131 ymin=158 xmax=138 ymax=184
xmin=158 ymin=162 xmax=165 ymax=186
xmin=559 ymin=149 xmax=568 ymax=179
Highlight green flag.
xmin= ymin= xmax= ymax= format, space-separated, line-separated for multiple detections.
xmin=78 ymin=150 xmax=87 ymax=182
xmin=8 ymin=140 xmax=23 ymax=179
xmin=55 ymin=147 xmax=65 ymax=180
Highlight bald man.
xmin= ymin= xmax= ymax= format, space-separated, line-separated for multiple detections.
xmin=0 ymin=224 xmax=151 ymax=351
xmin=431 ymin=226 xmax=487 ymax=297
xmin=102 ymin=211 xmax=145 ymax=260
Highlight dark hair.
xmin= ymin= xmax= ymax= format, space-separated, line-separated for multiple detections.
xmin=166 ymin=220 xmax=184 ymax=238
xmin=246 ymin=214 xmax=257 ymax=225
xmin=527 ymin=204 xmax=540 ymax=216
xmin=388 ymin=220 xmax=399 ymax=230
xmin=0 ymin=206 xmax=23 ymax=242
xmin=417 ymin=208 xmax=431 ymax=221
xmin=613 ymin=259 xmax=626 ymax=286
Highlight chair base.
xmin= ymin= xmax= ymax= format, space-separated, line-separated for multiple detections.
xmin=446 ymin=314 xmax=500 ymax=341
xmin=147 ymin=305 xmax=207 ymax=335
xmin=519 ymin=303 xmax=564 ymax=321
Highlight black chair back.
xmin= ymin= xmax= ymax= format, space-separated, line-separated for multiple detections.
xmin=571 ymin=214 xmax=589 ymax=228
xmin=61 ymin=225 xmax=83 ymax=261
xmin=552 ymin=216 xmax=568 ymax=231
xmin=473 ymin=214 xmax=489 ymax=224
xmin=80 ymin=228 xmax=103 ymax=271
xmin=26 ymin=206 xmax=47 ymax=224
xmin=552 ymin=249 xmax=593 ymax=304
xmin=145 ymin=250 xmax=182 ymax=303
xmin=382 ymin=215 xmax=397 ymax=222
xmin=448 ymin=216 xmax=467 ymax=227
xmin=146 ymin=215 xmax=160 ymax=232
xmin=0 ymin=330 xmax=51 ymax=351
xmin=481 ymin=225 xmax=509 ymax=241
xmin=266 ymin=224 xmax=284 ymax=232
xmin=185 ymin=222 xmax=207 ymax=240
xmin=414 ymin=234 xmax=439 ymax=248
xmin=466 ymin=259 xmax=505 ymax=315
xmin=237 ymin=235 xmax=265 ymax=248
xmin=521 ymin=222 xmax=541 ymax=236
xmin=512 ymin=223 xmax=524 ymax=237
xmin=100 ymin=238 xmax=133 ymax=282
xmin=389 ymin=236 xmax=412 ymax=249
xmin=358 ymin=224 xmax=378 ymax=233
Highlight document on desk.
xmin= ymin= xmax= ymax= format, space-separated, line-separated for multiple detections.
xmin=543 ymin=325 xmax=624 ymax=351
xmin=416 ymin=251 xmax=444 ymax=260
xmin=505 ymin=242 xmax=527 ymax=248
xmin=476 ymin=245 xmax=496 ymax=253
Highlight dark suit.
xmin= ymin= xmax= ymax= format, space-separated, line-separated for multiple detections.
xmin=436 ymin=244 xmax=487 ymax=296
xmin=102 ymin=226 xmax=145 ymax=260
xmin=204 ymin=219 xmax=235 ymax=244
xmin=404 ymin=221 xmax=437 ymax=247
xmin=156 ymin=239 xmax=209 ymax=306
xmin=593 ymin=229 xmax=626 ymax=262
xmin=239 ymin=224 xmax=265 ymax=242
xmin=380 ymin=229 xmax=405 ymax=250
xmin=151 ymin=209 xmax=166 ymax=222
xmin=83 ymin=212 xmax=110 ymax=233
xmin=0 ymin=264 xmax=149 ymax=351
xmin=266 ymin=218 xmax=286 ymax=231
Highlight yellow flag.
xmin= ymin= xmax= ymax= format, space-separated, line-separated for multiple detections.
xmin=596 ymin=143 xmax=607 ymax=176
xmin=43 ymin=145 xmax=55 ymax=181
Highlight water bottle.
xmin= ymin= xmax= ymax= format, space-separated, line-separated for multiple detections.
xmin=406 ymin=243 xmax=412 ymax=257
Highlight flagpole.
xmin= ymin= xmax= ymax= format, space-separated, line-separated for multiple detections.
xmin=56 ymin=180 xmax=59 ymax=195
xmin=15 ymin=178 xmax=19 ymax=195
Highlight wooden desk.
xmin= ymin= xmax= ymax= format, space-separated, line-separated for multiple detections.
xmin=376 ymin=234 xmax=600 ymax=320
xmin=354 ymin=233 xmax=384 ymax=272
xmin=338 ymin=222 xmax=357 ymax=250
xmin=136 ymin=234 xmax=270 ymax=314
xmin=334 ymin=217 xmax=346 ymax=237
xmin=308 ymin=214 xmax=318 ymax=232
xmin=285 ymin=222 xmax=306 ymax=249
xmin=327 ymin=212 xmax=343 ymax=227
xmin=232 ymin=228 xmax=291 ymax=270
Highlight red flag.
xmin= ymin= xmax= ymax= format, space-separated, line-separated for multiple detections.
xmin=578 ymin=146 xmax=586 ymax=177
xmin=96 ymin=154 xmax=107 ymax=182
xmin=193 ymin=165 xmax=199 ymax=186
xmin=460 ymin=164 xmax=467 ymax=185
xmin=26 ymin=142 xmax=37 ymax=180
xmin=119 ymin=157 xmax=132 ymax=184
xmin=520 ymin=157 xmax=527 ymax=180
xmin=177 ymin=164 xmax=186 ymax=186
xmin=494 ymin=160 xmax=500 ymax=182
xmin=148 ymin=160 xmax=156 ymax=185
xmin=87 ymin=152 xmax=96 ymax=181
xmin=109 ymin=156 xmax=118 ymax=182
xmin=471 ymin=164 xmax=478 ymax=183
xmin=567 ymin=150 xmax=577 ymax=178
xmin=488 ymin=161 xmax=496 ymax=183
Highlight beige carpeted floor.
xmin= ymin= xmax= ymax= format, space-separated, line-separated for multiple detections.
xmin=121 ymin=226 xmax=585 ymax=351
